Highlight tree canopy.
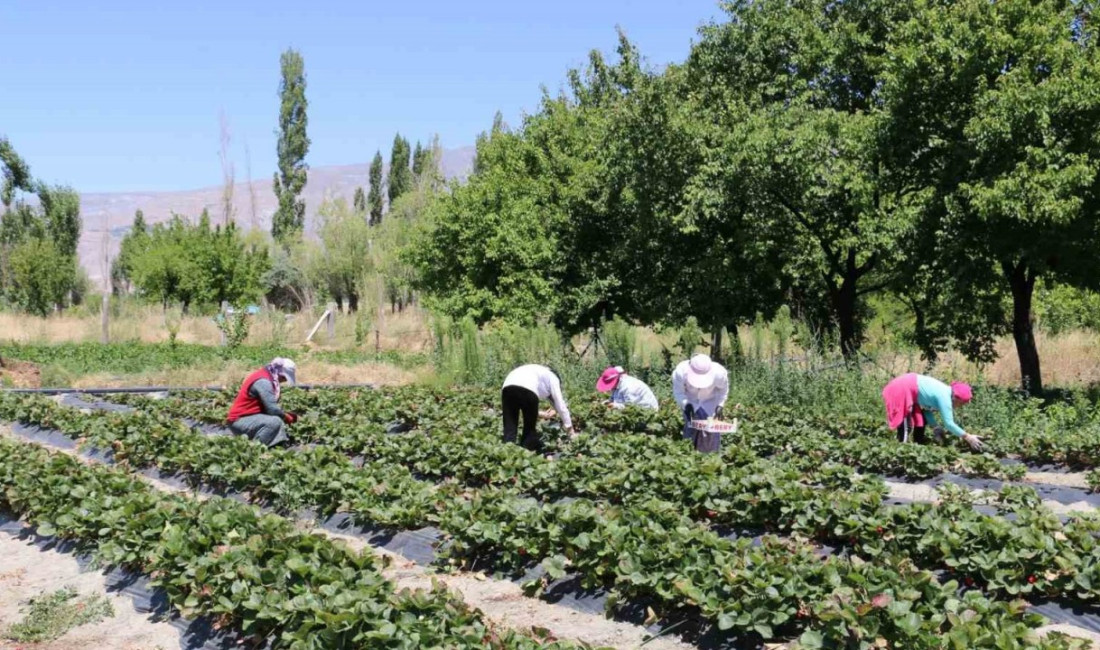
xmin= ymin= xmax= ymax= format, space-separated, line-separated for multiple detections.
xmin=408 ymin=0 xmax=1100 ymax=392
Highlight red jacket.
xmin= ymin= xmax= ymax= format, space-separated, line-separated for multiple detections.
xmin=227 ymin=368 xmax=276 ymax=422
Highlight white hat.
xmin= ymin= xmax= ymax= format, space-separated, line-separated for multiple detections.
xmin=686 ymin=354 xmax=717 ymax=390
xmin=269 ymin=357 xmax=297 ymax=385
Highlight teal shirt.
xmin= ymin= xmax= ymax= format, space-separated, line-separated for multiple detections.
xmin=916 ymin=375 xmax=965 ymax=437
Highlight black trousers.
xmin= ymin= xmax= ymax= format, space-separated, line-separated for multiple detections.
xmin=896 ymin=423 xmax=927 ymax=444
xmin=502 ymin=385 xmax=541 ymax=451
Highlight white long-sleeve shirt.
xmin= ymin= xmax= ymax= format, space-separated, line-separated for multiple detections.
xmin=610 ymin=374 xmax=659 ymax=410
xmin=503 ymin=364 xmax=572 ymax=429
xmin=671 ymin=360 xmax=729 ymax=415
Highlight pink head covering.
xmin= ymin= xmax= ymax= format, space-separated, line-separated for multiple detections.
xmin=951 ymin=382 xmax=973 ymax=404
xmin=597 ymin=366 xmax=624 ymax=393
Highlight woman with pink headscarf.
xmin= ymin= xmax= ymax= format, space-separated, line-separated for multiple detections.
xmin=882 ymin=373 xmax=983 ymax=450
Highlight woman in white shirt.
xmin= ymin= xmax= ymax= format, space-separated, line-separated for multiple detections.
xmin=671 ymin=354 xmax=729 ymax=453
xmin=501 ymin=364 xmax=574 ymax=451
xmin=596 ymin=366 xmax=659 ymax=410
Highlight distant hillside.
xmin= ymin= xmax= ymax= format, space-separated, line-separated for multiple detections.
xmin=77 ymin=146 xmax=476 ymax=283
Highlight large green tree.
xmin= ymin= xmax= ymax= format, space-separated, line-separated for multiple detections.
xmin=683 ymin=0 xmax=919 ymax=359
xmin=368 ymin=151 xmax=385 ymax=226
xmin=885 ymin=0 xmax=1100 ymax=393
xmin=312 ymin=198 xmax=372 ymax=312
xmin=123 ymin=214 xmax=267 ymax=311
xmin=112 ymin=210 xmax=148 ymax=294
xmin=0 ymin=138 xmax=33 ymax=210
xmin=7 ymin=237 xmax=76 ymax=317
xmin=387 ymin=134 xmax=413 ymax=208
xmin=413 ymin=41 xmax=647 ymax=334
xmin=604 ymin=49 xmax=787 ymax=352
xmin=272 ymin=48 xmax=310 ymax=243
xmin=0 ymin=138 xmax=82 ymax=314
xmin=353 ymin=187 xmax=367 ymax=215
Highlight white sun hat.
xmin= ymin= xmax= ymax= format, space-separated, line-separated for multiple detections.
xmin=270 ymin=357 xmax=298 ymax=385
xmin=686 ymin=353 xmax=718 ymax=390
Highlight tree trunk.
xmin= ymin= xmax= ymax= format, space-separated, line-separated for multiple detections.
xmin=727 ymin=323 xmax=744 ymax=362
xmin=1007 ymin=262 xmax=1042 ymax=394
xmin=348 ymin=292 xmax=359 ymax=313
xmin=830 ymin=276 xmax=859 ymax=362
xmin=711 ymin=328 xmax=723 ymax=363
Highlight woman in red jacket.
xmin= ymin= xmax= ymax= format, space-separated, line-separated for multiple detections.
xmin=226 ymin=358 xmax=299 ymax=447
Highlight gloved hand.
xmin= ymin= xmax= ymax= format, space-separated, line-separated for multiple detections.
xmin=715 ymin=405 xmax=725 ymax=419
xmin=683 ymin=404 xmax=695 ymax=422
xmin=284 ymin=412 xmax=298 ymax=425
xmin=962 ymin=433 xmax=984 ymax=451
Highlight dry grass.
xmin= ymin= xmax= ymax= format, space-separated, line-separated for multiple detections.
xmin=2 ymin=305 xmax=1099 ymax=388
xmin=69 ymin=359 xmax=424 ymax=390
xmin=0 ymin=305 xmax=434 ymax=352
xmin=985 ymin=329 xmax=1100 ymax=387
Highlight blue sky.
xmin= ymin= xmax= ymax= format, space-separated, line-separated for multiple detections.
xmin=1 ymin=1 xmax=721 ymax=193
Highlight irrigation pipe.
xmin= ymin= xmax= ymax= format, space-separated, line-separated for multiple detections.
xmin=1 ymin=383 xmax=378 ymax=396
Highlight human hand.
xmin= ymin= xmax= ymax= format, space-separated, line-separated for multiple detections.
xmin=284 ymin=412 xmax=298 ymax=425
xmin=962 ymin=433 xmax=983 ymax=451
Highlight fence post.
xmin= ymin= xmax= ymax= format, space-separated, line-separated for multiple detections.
xmin=375 ymin=329 xmax=380 ymax=356
xmin=220 ymin=301 xmax=228 ymax=347
xmin=326 ymin=302 xmax=336 ymax=342
xmin=100 ymin=293 xmax=109 ymax=344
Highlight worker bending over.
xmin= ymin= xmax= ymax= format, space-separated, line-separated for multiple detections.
xmin=502 ymin=364 xmax=573 ymax=452
xmin=226 ymin=357 xmax=299 ymax=448
xmin=596 ymin=366 xmax=658 ymax=410
xmin=882 ymin=373 xmax=983 ymax=450
xmin=672 ymin=354 xmax=729 ymax=453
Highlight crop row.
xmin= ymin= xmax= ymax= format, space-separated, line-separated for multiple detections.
xmin=116 ymin=383 xmax=1100 ymax=475
xmin=79 ymin=391 xmax=1100 ymax=607
xmin=0 ymin=435 xmax=579 ymax=650
xmin=110 ymin=388 xmax=1020 ymax=482
xmin=3 ymin=401 xmax=1088 ymax=649
xmin=18 ymin=393 xmax=1100 ymax=630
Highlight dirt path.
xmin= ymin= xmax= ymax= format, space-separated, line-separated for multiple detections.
xmin=0 ymin=527 xmax=181 ymax=650
xmin=1024 ymin=471 xmax=1092 ymax=490
xmin=0 ymin=427 xmax=693 ymax=650
xmin=882 ymin=479 xmax=1098 ymax=516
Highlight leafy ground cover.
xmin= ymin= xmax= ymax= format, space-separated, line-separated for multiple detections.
xmin=0 ymin=436 xmax=582 ymax=650
xmin=4 ymin=390 xmax=1100 ymax=647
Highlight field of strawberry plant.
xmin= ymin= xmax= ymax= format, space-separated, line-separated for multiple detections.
xmin=4 ymin=384 xmax=1100 ymax=648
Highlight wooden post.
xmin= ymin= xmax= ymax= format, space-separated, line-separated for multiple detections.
xmin=100 ymin=293 xmax=109 ymax=344
xmin=305 ymin=309 xmax=330 ymax=343
xmin=326 ymin=302 xmax=336 ymax=341
xmin=375 ymin=329 xmax=380 ymax=355
xmin=220 ymin=301 xmax=228 ymax=347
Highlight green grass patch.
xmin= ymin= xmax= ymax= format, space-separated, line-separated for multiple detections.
xmin=4 ymin=587 xmax=114 ymax=642
xmin=0 ymin=341 xmax=428 ymax=382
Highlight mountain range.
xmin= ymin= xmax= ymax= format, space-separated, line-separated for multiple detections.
xmin=76 ymin=146 xmax=476 ymax=284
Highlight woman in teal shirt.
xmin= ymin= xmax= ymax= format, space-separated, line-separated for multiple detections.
xmin=882 ymin=373 xmax=983 ymax=450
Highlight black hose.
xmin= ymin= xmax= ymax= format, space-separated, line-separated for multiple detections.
xmin=2 ymin=383 xmax=377 ymax=396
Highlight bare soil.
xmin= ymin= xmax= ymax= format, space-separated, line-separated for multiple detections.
xmin=882 ymin=479 xmax=1097 ymax=516
xmin=0 ymin=527 xmax=180 ymax=650
xmin=1025 ymin=471 xmax=1091 ymax=490
xmin=0 ymin=360 xmax=40 ymax=389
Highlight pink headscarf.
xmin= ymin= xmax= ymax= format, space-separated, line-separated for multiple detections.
xmin=951 ymin=382 xmax=973 ymax=404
